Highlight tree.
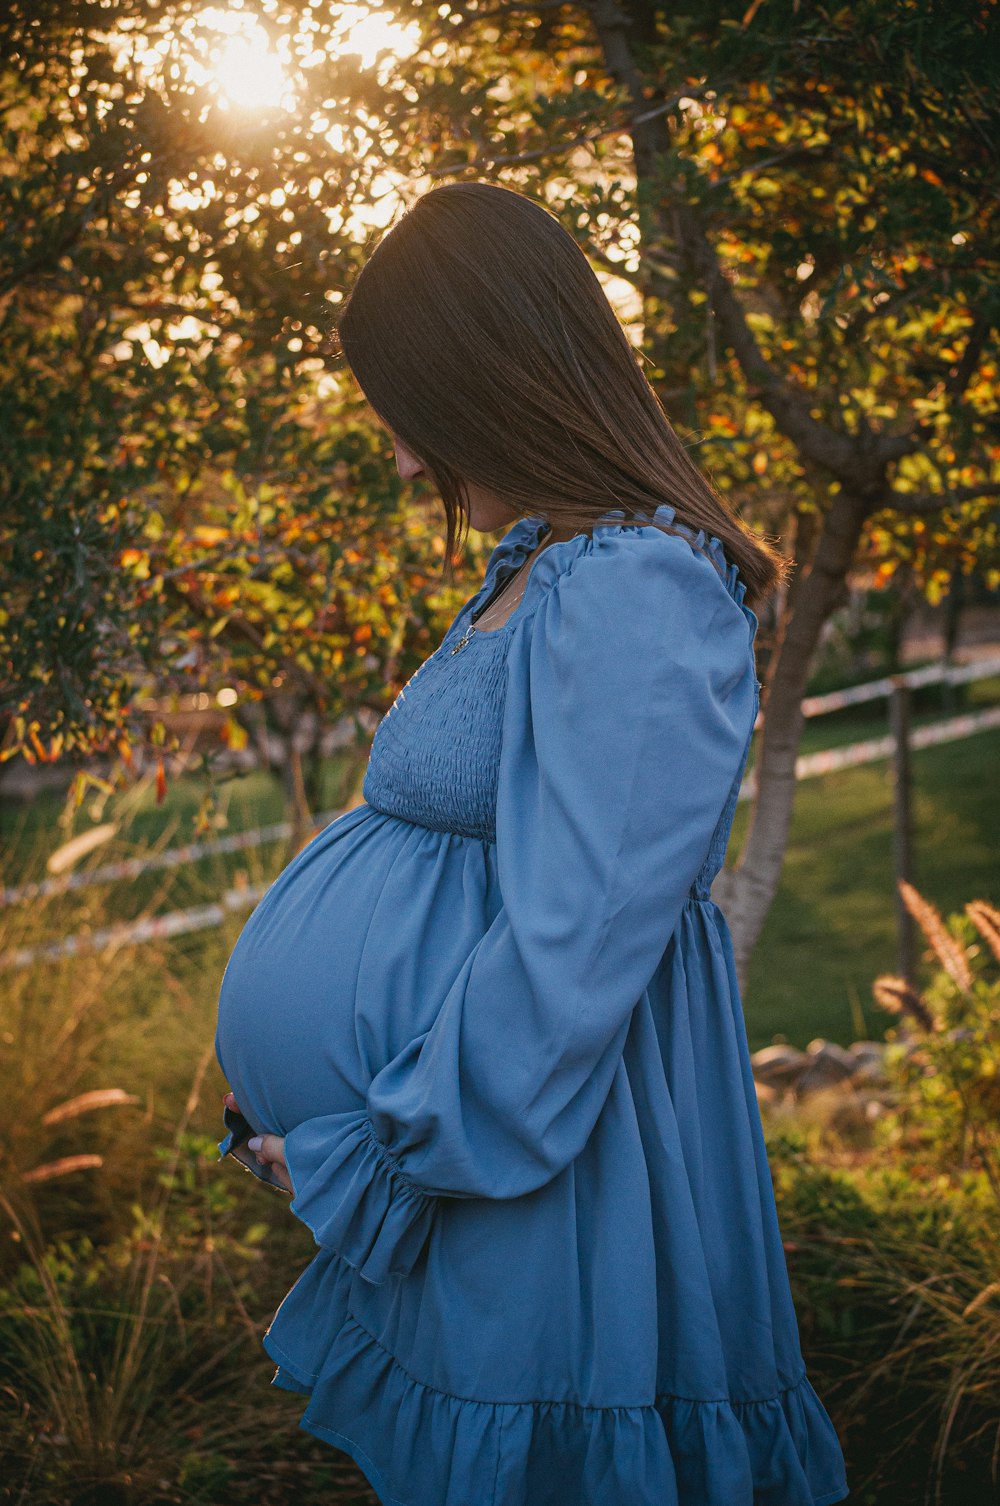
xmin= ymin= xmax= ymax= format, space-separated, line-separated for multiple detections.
xmin=0 ymin=0 xmax=480 ymax=845
xmin=382 ymin=0 xmax=1000 ymax=975
xmin=2 ymin=0 xmax=997 ymax=966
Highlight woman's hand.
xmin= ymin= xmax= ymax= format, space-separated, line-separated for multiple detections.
xmin=223 ymin=1091 xmax=293 ymax=1193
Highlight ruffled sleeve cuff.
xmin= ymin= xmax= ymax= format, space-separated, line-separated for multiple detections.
xmin=282 ymin=1109 xmax=437 ymax=1285
xmin=217 ymin=1103 xmax=290 ymax=1193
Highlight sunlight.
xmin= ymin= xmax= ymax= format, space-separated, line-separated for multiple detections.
xmin=332 ymin=5 xmax=420 ymax=72
xmin=185 ymin=9 xmax=294 ymax=112
xmin=213 ymin=30 xmax=288 ymax=109
xmin=115 ymin=8 xmax=427 ymax=238
xmin=122 ymin=6 xmax=421 ymax=118
xmin=181 ymin=5 xmax=420 ymax=111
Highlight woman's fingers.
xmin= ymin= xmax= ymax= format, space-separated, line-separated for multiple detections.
xmin=223 ymin=1098 xmax=293 ymax=1193
xmin=247 ymin=1132 xmax=285 ymax=1165
xmin=271 ymin=1162 xmax=294 ymax=1193
xmin=247 ymin=1134 xmax=292 ymax=1193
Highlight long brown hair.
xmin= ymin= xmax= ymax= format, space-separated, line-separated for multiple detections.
xmin=331 ymin=181 xmax=787 ymax=608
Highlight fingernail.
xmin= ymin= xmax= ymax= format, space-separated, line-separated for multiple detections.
xmin=247 ymin=1136 xmax=262 ymax=1151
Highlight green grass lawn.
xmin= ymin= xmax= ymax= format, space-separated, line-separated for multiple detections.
xmin=736 ymin=726 xmax=1000 ymax=1052
xmin=4 ymin=691 xmax=996 ymax=1506
xmin=3 ymin=720 xmax=997 ymax=1060
xmin=792 ymin=669 xmax=1000 ymax=755
xmin=0 ymin=744 xmax=368 ymax=927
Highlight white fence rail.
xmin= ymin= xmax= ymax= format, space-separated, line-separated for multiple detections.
xmin=737 ymin=703 xmax=1000 ymax=801
xmin=3 ymin=658 xmax=998 ymax=971
xmin=1 ymin=882 xmax=272 ymax=972
xmin=1 ymin=813 xmax=343 ymax=910
xmin=796 ymin=654 xmax=1000 ymax=720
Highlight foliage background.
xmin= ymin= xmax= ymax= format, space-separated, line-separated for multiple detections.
xmin=2 ymin=1 xmax=999 ymax=1500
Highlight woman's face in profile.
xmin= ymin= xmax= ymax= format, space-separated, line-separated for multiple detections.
xmin=392 ymin=433 xmax=426 ymax=485
xmin=392 ymin=433 xmax=520 ymax=535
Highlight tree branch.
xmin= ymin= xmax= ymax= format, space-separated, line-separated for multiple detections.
xmin=161 ymin=576 xmax=336 ymax=706
xmin=946 ymin=314 xmax=992 ymax=398
xmin=581 ymin=0 xmax=919 ymax=488
xmin=887 ymin=482 xmax=1000 ymax=515
xmin=0 ymin=157 xmax=143 ymax=298
xmin=427 ymin=85 xmax=709 ymax=176
xmin=708 ymin=142 xmax=828 ymax=193
xmin=432 ymin=0 xmax=573 ymax=37
xmin=844 ymin=274 xmax=941 ymax=337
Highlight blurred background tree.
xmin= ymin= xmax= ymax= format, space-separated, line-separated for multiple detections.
xmin=0 ymin=11 xmax=997 ymax=1496
xmin=1 ymin=0 xmax=997 ymax=950
xmin=0 ymin=0 xmax=470 ymax=847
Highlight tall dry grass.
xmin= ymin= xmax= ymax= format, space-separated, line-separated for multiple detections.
xmin=768 ymin=885 xmax=1000 ymax=1506
xmin=0 ymin=804 xmax=352 ymax=1503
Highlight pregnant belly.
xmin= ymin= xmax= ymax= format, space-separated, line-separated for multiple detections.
xmin=214 ymin=803 xmax=499 ymax=1138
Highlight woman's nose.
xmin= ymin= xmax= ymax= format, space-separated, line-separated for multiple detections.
xmin=394 ymin=439 xmax=425 ymax=481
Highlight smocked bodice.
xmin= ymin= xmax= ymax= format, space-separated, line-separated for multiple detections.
xmin=361 ymin=619 xmax=511 ymax=841
xmin=361 ymin=504 xmax=759 ymax=893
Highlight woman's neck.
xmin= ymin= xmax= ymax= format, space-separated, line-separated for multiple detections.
xmin=540 ymin=522 xmax=591 ymax=545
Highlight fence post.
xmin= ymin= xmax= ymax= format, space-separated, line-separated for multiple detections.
xmin=889 ymin=677 xmax=917 ymax=984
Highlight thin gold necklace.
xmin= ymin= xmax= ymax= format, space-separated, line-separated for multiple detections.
xmin=450 ymin=537 xmax=542 ymax=654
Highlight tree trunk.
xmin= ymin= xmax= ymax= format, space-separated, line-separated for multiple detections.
xmin=712 ymin=491 xmax=872 ymax=988
xmin=283 ymin=740 xmax=316 ymax=856
xmin=586 ymin=0 xmax=889 ymax=990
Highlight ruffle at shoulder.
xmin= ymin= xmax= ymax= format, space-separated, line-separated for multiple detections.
xmin=485 ymin=502 xmax=758 ymax=647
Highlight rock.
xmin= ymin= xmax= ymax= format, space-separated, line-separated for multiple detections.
xmin=852 ymin=1058 xmax=889 ymax=1085
xmin=797 ymin=1040 xmax=858 ymax=1094
xmin=848 ymin=1040 xmax=887 ymax=1064
xmin=825 ymin=1085 xmax=891 ymax=1134
xmin=750 ymin=1044 xmax=810 ymax=1088
xmin=806 ymin=1037 xmax=857 ymax=1064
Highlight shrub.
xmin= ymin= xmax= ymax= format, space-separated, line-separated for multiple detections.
xmin=767 ymin=887 xmax=1000 ymax=1506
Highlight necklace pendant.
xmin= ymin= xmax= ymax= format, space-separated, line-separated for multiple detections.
xmin=450 ymin=627 xmax=475 ymax=655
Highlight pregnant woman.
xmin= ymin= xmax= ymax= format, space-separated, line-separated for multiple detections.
xmin=215 ymin=181 xmax=849 ymax=1506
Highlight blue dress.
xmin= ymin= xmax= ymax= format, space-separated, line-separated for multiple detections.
xmin=214 ymin=503 xmax=850 ymax=1506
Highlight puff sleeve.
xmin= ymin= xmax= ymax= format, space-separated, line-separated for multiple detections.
xmin=279 ymin=529 xmax=757 ymax=1283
